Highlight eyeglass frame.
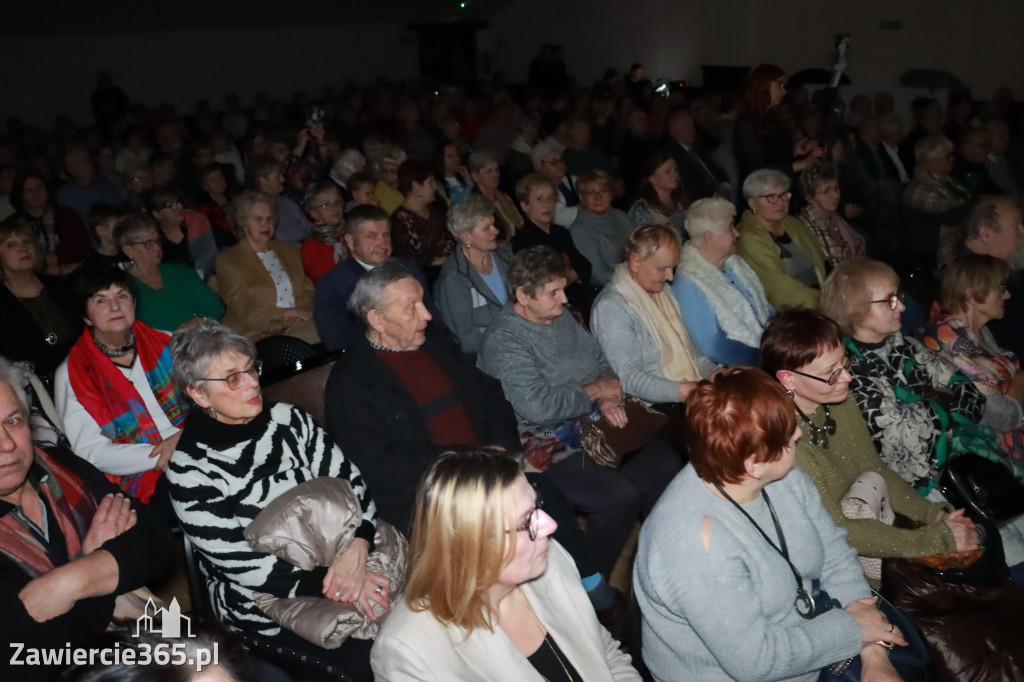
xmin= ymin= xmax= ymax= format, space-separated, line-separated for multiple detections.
xmin=869 ymin=291 xmax=906 ymax=311
xmin=790 ymin=356 xmax=851 ymax=386
xmin=196 ymin=360 xmax=263 ymax=390
xmin=508 ymin=485 xmax=543 ymax=541
xmin=756 ymin=191 xmax=792 ymax=205
xmin=124 ymin=238 xmax=162 ymax=249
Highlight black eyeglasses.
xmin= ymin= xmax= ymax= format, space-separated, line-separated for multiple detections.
xmin=196 ymin=361 xmax=262 ymax=390
xmin=509 ymin=486 xmax=543 ymax=541
xmin=126 ymin=238 xmax=161 ymax=249
xmin=791 ymin=356 xmax=851 ymax=386
xmin=869 ymin=291 xmax=905 ymax=311
xmin=757 ymin=191 xmax=792 ymax=205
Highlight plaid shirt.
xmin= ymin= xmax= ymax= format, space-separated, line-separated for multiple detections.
xmin=987 ymin=154 xmax=1022 ymax=200
xmin=799 ymin=206 xmax=866 ymax=268
xmin=901 ymin=172 xmax=972 ymax=213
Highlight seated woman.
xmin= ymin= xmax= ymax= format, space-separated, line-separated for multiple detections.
xmin=531 ymin=141 xmax=579 ymax=227
xmin=54 ymin=265 xmax=189 ymax=518
xmin=216 ymin=190 xmax=319 ymax=344
xmin=143 ymin=186 xmax=219 ymax=280
xmin=511 ymin=173 xmax=592 ymax=289
xmin=820 ymin=259 xmax=994 ymax=493
xmin=478 ymin=246 xmax=681 ymax=577
xmin=922 ymin=254 xmax=1024 ymax=469
xmin=194 ymin=163 xmax=237 ymax=249
xmin=627 ymin=150 xmax=688 ymax=234
xmin=115 ymin=213 xmax=224 ymax=331
xmin=736 ymin=168 xmax=827 ymax=310
xmin=468 ymin=149 xmax=523 ymax=240
xmin=371 ymin=145 xmax=407 ymax=214
xmin=797 ymin=161 xmax=867 ymax=269
xmin=762 ymin=308 xmax=979 ymax=589
xmin=569 ymin=170 xmax=633 ymax=286
xmin=11 ymin=169 xmax=89 ymax=275
xmin=433 ymin=194 xmax=511 ymax=356
xmin=300 ymin=181 xmax=347 ymax=283
xmin=0 ymin=217 xmax=79 ymax=385
xmin=634 ymin=368 xmax=905 ymax=682
xmin=436 ymin=140 xmax=474 ymax=205
xmin=591 ymin=224 xmax=713 ymax=406
xmin=674 ymin=197 xmax=774 ymax=367
xmin=390 ymin=158 xmax=455 ymax=284
xmin=167 ymin=320 xmax=385 ymax=682
xmin=371 ymin=449 xmax=640 ymax=682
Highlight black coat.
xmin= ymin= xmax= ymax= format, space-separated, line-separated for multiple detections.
xmin=325 ymin=330 xmax=520 ymax=531
xmin=0 ymin=275 xmax=80 ymax=383
xmin=668 ymin=140 xmax=728 ymax=202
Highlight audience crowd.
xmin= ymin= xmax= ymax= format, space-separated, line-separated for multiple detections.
xmin=4 ymin=49 xmax=1024 ymax=681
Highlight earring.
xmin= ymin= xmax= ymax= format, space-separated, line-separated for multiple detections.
xmin=786 ymin=389 xmax=795 ymax=399
xmin=206 ymin=406 xmax=217 ymax=418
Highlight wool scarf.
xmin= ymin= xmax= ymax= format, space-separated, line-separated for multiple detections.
xmin=66 ymin=321 xmax=189 ymax=502
xmin=678 ymin=242 xmax=773 ymax=348
xmin=610 ymin=263 xmax=701 ymax=382
xmin=0 ymin=447 xmax=97 ymax=578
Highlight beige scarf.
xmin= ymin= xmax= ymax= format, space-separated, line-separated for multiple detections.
xmin=611 ymin=263 xmax=701 ymax=382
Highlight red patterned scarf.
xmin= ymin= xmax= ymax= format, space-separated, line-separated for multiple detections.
xmin=0 ymin=448 xmax=97 ymax=578
xmin=66 ymin=321 xmax=189 ymax=503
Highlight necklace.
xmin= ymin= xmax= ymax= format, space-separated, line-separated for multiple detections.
xmin=518 ymin=589 xmax=575 ymax=682
xmin=17 ymin=287 xmax=61 ymax=346
xmin=93 ymin=329 xmax=136 ymax=358
xmin=715 ymin=485 xmax=816 ymax=619
xmin=794 ymin=404 xmax=836 ymax=449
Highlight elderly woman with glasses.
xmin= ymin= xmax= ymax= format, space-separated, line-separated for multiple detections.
xmin=761 ymin=309 xmax=978 ymax=590
xmin=115 ymin=213 xmax=224 ymax=331
xmin=168 ymin=320 xmax=385 ymax=682
xmin=736 ymin=168 xmax=827 ymax=310
xmin=569 ymin=170 xmax=634 ymax=286
xmin=371 ymin=449 xmax=641 ymax=682
xmin=820 ymin=259 xmax=996 ymax=494
xmin=797 ymin=161 xmax=866 ymax=269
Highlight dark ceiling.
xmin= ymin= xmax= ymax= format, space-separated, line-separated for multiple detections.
xmin=0 ymin=0 xmax=509 ymax=36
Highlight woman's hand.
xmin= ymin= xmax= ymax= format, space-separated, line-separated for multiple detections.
xmin=845 ymin=597 xmax=907 ymax=647
xmin=859 ymin=643 xmax=903 ymax=682
xmin=81 ymin=494 xmax=137 ymax=555
xmin=942 ymin=508 xmax=980 ymax=554
xmin=677 ymin=381 xmax=699 ymax=403
xmin=149 ymin=431 xmax=183 ymax=472
xmin=360 ymin=570 xmax=391 ymax=619
xmin=584 ymin=378 xmax=623 ymax=402
xmin=598 ymin=396 xmax=629 ymax=428
xmin=323 ymin=539 xmax=369 ymax=604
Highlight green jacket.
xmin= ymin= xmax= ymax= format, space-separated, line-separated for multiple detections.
xmin=736 ymin=210 xmax=826 ymax=310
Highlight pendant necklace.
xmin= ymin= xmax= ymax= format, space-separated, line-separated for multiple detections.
xmin=795 ymin=404 xmax=836 ymax=450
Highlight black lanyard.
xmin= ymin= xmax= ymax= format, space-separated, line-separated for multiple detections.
xmin=715 ymin=484 xmax=817 ymax=618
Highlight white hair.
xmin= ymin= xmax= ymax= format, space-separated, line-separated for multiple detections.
xmin=333 ymin=149 xmax=366 ymax=179
xmin=685 ymin=197 xmax=736 ymax=240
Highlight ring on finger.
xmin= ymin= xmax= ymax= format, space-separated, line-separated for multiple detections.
xmin=887 ymin=624 xmax=894 ymax=633
xmin=334 ymin=591 xmax=341 ymax=598
xmin=376 ymin=585 xmax=384 ymax=594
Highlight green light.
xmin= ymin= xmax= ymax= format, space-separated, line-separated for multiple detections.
xmin=460 ymin=1 xmax=466 ymax=6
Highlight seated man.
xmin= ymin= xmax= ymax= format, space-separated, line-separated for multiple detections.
xmin=962 ymin=197 xmax=1024 ymax=358
xmin=55 ymin=146 xmax=125 ymax=226
xmin=324 ymin=263 xmax=623 ymax=624
xmin=300 ymin=181 xmax=347 ymax=283
xmin=666 ymin=107 xmax=731 ymax=202
xmin=328 ymin=149 xmax=367 ymax=204
xmin=952 ymin=128 xmax=1002 ymax=196
xmin=314 ymin=204 xmax=443 ymax=352
xmin=0 ymin=358 xmax=171 ymax=682
xmin=901 ymin=134 xmax=975 ymax=268
xmin=247 ymin=154 xmax=313 ymax=245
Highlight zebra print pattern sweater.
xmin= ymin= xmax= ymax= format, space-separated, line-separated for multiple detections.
xmin=167 ymin=402 xmax=377 ymax=636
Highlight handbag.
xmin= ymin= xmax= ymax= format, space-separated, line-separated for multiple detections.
xmin=575 ymin=396 xmax=667 ymax=468
xmin=937 ymin=453 xmax=1024 ymax=525
xmin=818 ymin=589 xmax=929 ymax=682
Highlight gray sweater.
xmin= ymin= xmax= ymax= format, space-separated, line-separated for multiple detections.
xmin=477 ymin=305 xmax=616 ymax=427
xmin=433 ymin=246 xmax=512 ymax=355
xmin=590 ymin=284 xmax=717 ymax=404
xmin=569 ymin=209 xmax=634 ymax=286
xmin=634 ymin=466 xmax=868 ymax=682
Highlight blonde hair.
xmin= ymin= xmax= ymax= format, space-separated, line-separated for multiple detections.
xmin=576 ymin=169 xmax=613 ymax=195
xmin=820 ymin=259 xmax=899 ymax=336
xmin=405 ymin=450 xmax=522 ymax=634
xmin=624 ymin=223 xmax=681 ymax=261
xmin=515 ymin=173 xmax=555 ymax=206
xmin=232 ymin=190 xmax=277 ymax=239
xmin=939 ymin=253 xmax=1009 ymax=315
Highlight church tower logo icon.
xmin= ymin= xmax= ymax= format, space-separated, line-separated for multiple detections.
xmin=133 ymin=597 xmax=194 ymax=638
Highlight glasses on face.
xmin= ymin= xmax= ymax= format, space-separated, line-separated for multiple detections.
xmin=126 ymin=238 xmax=161 ymax=249
xmin=197 ymin=361 xmax=263 ymax=390
xmin=757 ymin=191 xmax=792 ymax=205
xmin=791 ymin=356 xmax=851 ymax=386
xmin=159 ymin=201 xmax=183 ymax=210
xmin=869 ymin=291 xmax=905 ymax=311
xmin=316 ymin=199 xmax=344 ymax=210
xmin=814 ymin=185 xmax=841 ymax=197
xmin=509 ymin=485 xmax=543 ymax=541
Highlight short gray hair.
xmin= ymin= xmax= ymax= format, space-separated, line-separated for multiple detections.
xmin=448 ymin=194 xmax=495 ymax=238
xmin=170 ymin=319 xmax=257 ymax=395
xmin=915 ymin=134 xmax=954 ymax=164
xmin=233 ymin=190 xmax=277 ymax=239
xmin=0 ymin=356 xmax=29 ymax=416
xmin=796 ymin=161 xmax=840 ymax=199
xmin=467 ymin=149 xmax=499 ymax=174
xmin=302 ymin=181 xmax=340 ymax=212
xmin=742 ymin=168 xmax=791 ymax=200
xmin=333 ymin=149 xmax=366 ymax=179
xmin=113 ymin=213 xmax=161 ymax=248
xmin=347 ymin=260 xmax=417 ymax=326
xmin=684 ymin=197 xmax=736 ymax=240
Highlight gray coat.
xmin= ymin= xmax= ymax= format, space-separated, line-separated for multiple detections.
xmin=434 ymin=247 xmax=512 ymax=355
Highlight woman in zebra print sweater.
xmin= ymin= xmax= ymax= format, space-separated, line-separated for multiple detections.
xmin=166 ymin=320 xmax=383 ymax=681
